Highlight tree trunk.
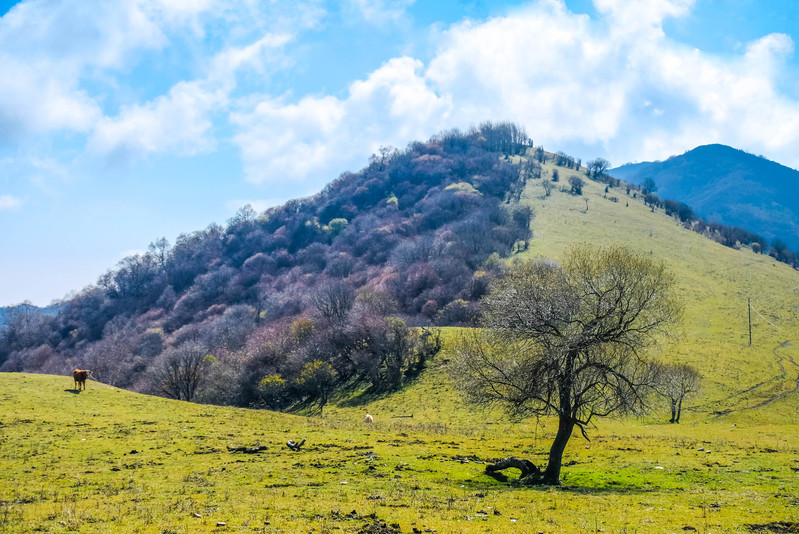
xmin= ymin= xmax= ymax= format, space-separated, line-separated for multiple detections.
xmin=542 ymin=414 xmax=575 ymax=485
xmin=485 ymin=457 xmax=540 ymax=482
xmin=670 ymin=399 xmax=677 ymax=423
xmin=675 ymin=397 xmax=683 ymax=423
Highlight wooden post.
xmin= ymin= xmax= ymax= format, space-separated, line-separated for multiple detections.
xmin=748 ymin=298 xmax=752 ymax=347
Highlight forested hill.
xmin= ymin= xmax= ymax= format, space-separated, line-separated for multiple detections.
xmin=611 ymin=144 xmax=799 ymax=251
xmin=0 ymin=123 xmax=535 ymax=405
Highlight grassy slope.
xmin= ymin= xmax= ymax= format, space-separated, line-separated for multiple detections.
xmin=518 ymin=159 xmax=799 ymax=424
xmin=2 ymin=156 xmax=799 ymax=532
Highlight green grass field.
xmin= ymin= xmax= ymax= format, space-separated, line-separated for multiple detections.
xmin=2 ymin=162 xmax=798 ymax=532
xmin=1 ymin=370 xmax=797 ymax=533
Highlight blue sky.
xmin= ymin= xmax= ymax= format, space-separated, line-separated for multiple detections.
xmin=1 ymin=0 xmax=798 ymax=307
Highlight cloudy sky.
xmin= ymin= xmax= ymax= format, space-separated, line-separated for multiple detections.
xmin=2 ymin=0 xmax=798 ymax=307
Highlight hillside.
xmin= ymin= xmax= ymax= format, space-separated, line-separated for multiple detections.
xmin=517 ymin=156 xmax=799 ymax=424
xmin=611 ymin=144 xmax=799 ymax=250
xmin=0 ymin=123 xmax=535 ymax=406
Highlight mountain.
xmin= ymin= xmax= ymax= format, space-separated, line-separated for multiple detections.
xmin=0 ymin=123 xmax=534 ymax=403
xmin=610 ymin=144 xmax=799 ymax=250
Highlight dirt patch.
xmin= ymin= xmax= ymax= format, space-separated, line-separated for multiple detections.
xmin=746 ymin=521 xmax=799 ymax=533
xmin=358 ymin=518 xmax=401 ymax=534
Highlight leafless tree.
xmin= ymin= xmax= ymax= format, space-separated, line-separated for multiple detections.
xmin=655 ymin=363 xmax=701 ymax=423
xmin=451 ymin=245 xmax=681 ymax=485
xmin=310 ymin=281 xmax=355 ymax=324
xmin=152 ymin=341 xmax=210 ymax=401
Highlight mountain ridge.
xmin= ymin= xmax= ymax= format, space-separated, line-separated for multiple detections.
xmin=610 ymin=144 xmax=799 ymax=250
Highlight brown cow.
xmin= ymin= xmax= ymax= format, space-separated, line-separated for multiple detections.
xmin=73 ymin=369 xmax=92 ymax=390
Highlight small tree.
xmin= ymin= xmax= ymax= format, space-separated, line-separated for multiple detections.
xmin=542 ymin=180 xmax=554 ymax=197
xmin=295 ymin=360 xmax=337 ymax=410
xmin=641 ymin=177 xmax=657 ymax=195
xmin=586 ymin=158 xmax=610 ymax=180
xmin=655 ymin=363 xmax=701 ymax=423
xmin=452 ymin=246 xmax=681 ymax=485
xmin=311 ymin=281 xmax=354 ymax=324
xmin=152 ymin=341 xmax=211 ymax=401
xmin=257 ymin=373 xmax=289 ymax=409
xmin=568 ymin=176 xmax=584 ymax=195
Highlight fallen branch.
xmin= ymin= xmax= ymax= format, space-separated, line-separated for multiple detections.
xmin=227 ymin=444 xmax=268 ymax=454
xmin=392 ymin=414 xmax=414 ymax=419
xmin=287 ymin=438 xmax=306 ymax=451
xmin=485 ymin=457 xmax=542 ymax=484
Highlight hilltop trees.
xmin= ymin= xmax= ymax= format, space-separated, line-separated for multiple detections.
xmin=586 ymin=158 xmax=610 ymax=181
xmin=452 ymin=246 xmax=681 ymax=485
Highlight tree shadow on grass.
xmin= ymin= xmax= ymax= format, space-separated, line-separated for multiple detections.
xmin=336 ymin=387 xmax=391 ymax=408
xmin=460 ymin=474 xmax=668 ymax=496
xmin=335 ymin=366 xmax=431 ymax=409
xmin=64 ymin=389 xmax=82 ymax=394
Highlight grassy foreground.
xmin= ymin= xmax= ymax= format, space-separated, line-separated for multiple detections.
xmin=1 ymin=370 xmax=797 ymax=533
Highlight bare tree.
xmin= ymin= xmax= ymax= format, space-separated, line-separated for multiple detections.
xmin=148 ymin=237 xmax=171 ymax=272
xmin=152 ymin=341 xmax=210 ymax=401
xmin=310 ymin=281 xmax=354 ymax=324
xmin=452 ymin=245 xmax=681 ymax=485
xmin=655 ymin=363 xmax=701 ymax=423
xmin=542 ymin=180 xmax=554 ymax=197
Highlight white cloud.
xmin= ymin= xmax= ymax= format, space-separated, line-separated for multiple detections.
xmin=0 ymin=195 xmax=22 ymax=211
xmin=88 ymin=80 xmax=225 ymax=162
xmin=0 ymin=0 xmax=175 ymax=142
xmin=207 ymin=32 xmax=294 ymax=89
xmin=0 ymin=0 xmax=169 ymax=70
xmin=232 ymin=56 xmax=449 ymax=185
xmin=4 ymin=0 xmax=799 ymax=194
xmin=232 ymin=94 xmax=347 ymax=185
xmin=593 ymin=0 xmax=694 ymax=35
xmin=347 ymin=0 xmax=415 ymax=25
xmin=229 ymin=0 xmax=799 ymax=186
xmin=0 ymin=55 xmax=102 ymax=141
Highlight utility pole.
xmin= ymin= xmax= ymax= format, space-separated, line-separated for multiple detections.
xmin=748 ymin=297 xmax=752 ymax=346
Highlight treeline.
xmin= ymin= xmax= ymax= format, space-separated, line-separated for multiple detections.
xmin=544 ymin=149 xmax=799 ymax=268
xmin=0 ymin=123 xmax=532 ymax=407
xmin=641 ymin=191 xmax=796 ymax=266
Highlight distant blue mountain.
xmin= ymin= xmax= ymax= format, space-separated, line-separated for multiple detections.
xmin=611 ymin=144 xmax=799 ymax=250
